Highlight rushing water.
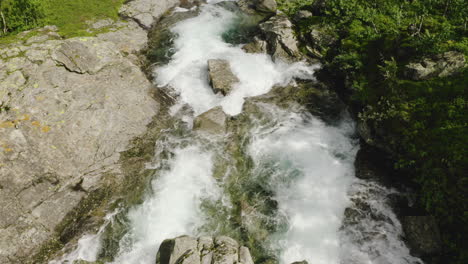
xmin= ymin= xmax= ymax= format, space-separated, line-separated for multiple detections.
xmin=51 ymin=2 xmax=422 ymax=264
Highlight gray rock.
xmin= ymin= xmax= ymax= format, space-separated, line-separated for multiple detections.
xmin=157 ymin=236 xmax=200 ymax=264
xmin=120 ymin=0 xmax=180 ymax=29
xmin=305 ymin=25 xmax=336 ymax=58
xmin=404 ymin=51 xmax=466 ymax=80
xmin=255 ymin=0 xmax=277 ymax=14
xmin=194 ymin=106 xmax=228 ymax=134
xmin=239 ymin=246 xmax=254 ymax=264
xmin=52 ymin=38 xmax=121 ymax=74
xmin=213 ymin=236 xmax=239 ymax=264
xmin=207 ymin=59 xmax=239 ymax=95
xmin=293 ymin=10 xmax=313 ymax=22
xmin=259 ymin=15 xmax=302 ymax=61
xmin=242 ymin=36 xmax=268 ymax=54
xmin=0 ymin=21 xmax=158 ymax=263
xmin=156 ymin=236 xmax=253 ymax=264
xmin=402 ymin=216 xmax=442 ymax=257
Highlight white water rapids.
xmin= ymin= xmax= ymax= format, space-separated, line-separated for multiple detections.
xmin=51 ymin=2 xmax=422 ymax=264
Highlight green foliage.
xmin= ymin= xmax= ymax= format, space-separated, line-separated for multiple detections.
xmin=0 ymin=0 xmax=124 ymax=38
xmin=280 ymin=0 xmax=468 ymax=262
xmin=0 ymin=0 xmax=42 ymax=34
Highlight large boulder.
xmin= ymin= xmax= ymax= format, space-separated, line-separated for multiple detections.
xmin=193 ymin=106 xmax=228 ymax=134
xmin=402 ymin=216 xmax=442 ymax=257
xmin=259 ymin=15 xmax=302 ymax=61
xmin=120 ymin=0 xmax=180 ymax=29
xmin=254 ymin=0 xmax=277 ymax=14
xmin=242 ymin=36 xmax=268 ymax=54
xmin=0 ymin=21 xmax=156 ymax=264
xmin=404 ymin=51 xmax=466 ymax=80
xmin=156 ymin=236 xmax=254 ymax=264
xmin=207 ymin=59 xmax=239 ymax=95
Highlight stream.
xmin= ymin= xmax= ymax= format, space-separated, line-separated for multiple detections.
xmin=51 ymin=2 xmax=422 ymax=264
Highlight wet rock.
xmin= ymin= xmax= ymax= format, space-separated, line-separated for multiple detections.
xmin=402 ymin=216 xmax=442 ymax=257
xmin=259 ymin=15 xmax=302 ymax=61
xmin=404 ymin=51 xmax=465 ymax=80
xmin=156 ymin=236 xmax=253 ymax=264
xmin=242 ymin=36 xmax=268 ymax=54
xmin=207 ymin=59 xmax=239 ymax=95
xmin=157 ymin=236 xmax=201 ymax=264
xmin=120 ymin=0 xmax=180 ymax=29
xmin=194 ymin=106 xmax=228 ymax=134
xmin=291 ymin=261 xmax=308 ymax=264
xmin=255 ymin=0 xmax=277 ymax=14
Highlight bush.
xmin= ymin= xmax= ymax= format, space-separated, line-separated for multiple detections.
xmin=0 ymin=0 xmax=42 ymax=35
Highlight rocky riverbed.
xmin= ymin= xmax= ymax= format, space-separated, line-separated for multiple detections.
xmin=0 ymin=1 xmax=445 ymax=264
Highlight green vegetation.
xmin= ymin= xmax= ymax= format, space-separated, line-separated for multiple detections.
xmin=279 ymin=0 xmax=467 ymax=262
xmin=0 ymin=0 xmax=124 ymax=38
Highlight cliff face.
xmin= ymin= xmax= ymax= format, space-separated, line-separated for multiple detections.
xmin=0 ymin=0 xmax=180 ymax=262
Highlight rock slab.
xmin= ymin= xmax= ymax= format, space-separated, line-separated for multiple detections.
xmin=207 ymin=59 xmax=239 ymax=95
xmin=193 ymin=106 xmax=228 ymax=134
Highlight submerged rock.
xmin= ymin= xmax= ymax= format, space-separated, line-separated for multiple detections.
xmin=259 ymin=15 xmax=302 ymax=61
xmin=404 ymin=51 xmax=466 ymax=80
xmin=194 ymin=106 xmax=228 ymax=134
xmin=207 ymin=59 xmax=239 ymax=95
xmin=156 ymin=236 xmax=254 ymax=264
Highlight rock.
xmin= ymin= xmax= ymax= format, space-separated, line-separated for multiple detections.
xmin=0 ymin=19 xmax=158 ymax=263
xmin=242 ymin=36 xmax=268 ymax=54
xmin=305 ymin=25 xmax=336 ymax=58
xmin=404 ymin=51 xmax=466 ymax=80
xmin=293 ymin=10 xmax=313 ymax=23
xmin=193 ymin=106 xmax=228 ymax=134
xmin=52 ymin=38 xmax=121 ymax=74
xmin=291 ymin=261 xmax=308 ymax=264
xmin=156 ymin=236 xmax=253 ymax=264
xmin=157 ymin=236 xmax=200 ymax=264
xmin=255 ymin=0 xmax=277 ymax=14
xmin=213 ymin=236 xmax=239 ymax=264
xmin=402 ymin=216 xmax=442 ymax=257
xmin=207 ymin=59 xmax=239 ymax=95
xmin=120 ymin=0 xmax=180 ymax=29
xmin=259 ymin=15 xmax=302 ymax=61
xmin=239 ymin=247 xmax=254 ymax=264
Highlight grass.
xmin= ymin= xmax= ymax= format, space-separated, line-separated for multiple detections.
xmin=40 ymin=0 xmax=125 ymax=37
xmin=0 ymin=0 xmax=125 ymax=42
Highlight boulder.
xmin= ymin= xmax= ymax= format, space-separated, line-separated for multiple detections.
xmin=404 ymin=51 xmax=466 ymax=80
xmin=119 ymin=0 xmax=180 ymax=29
xmin=259 ymin=15 xmax=302 ymax=61
xmin=156 ymin=236 xmax=254 ymax=264
xmin=255 ymin=0 xmax=277 ymax=14
xmin=293 ymin=10 xmax=313 ymax=23
xmin=207 ymin=59 xmax=239 ymax=95
xmin=193 ymin=106 xmax=228 ymax=134
xmin=290 ymin=261 xmax=308 ymax=264
xmin=242 ymin=36 xmax=268 ymax=54
xmin=305 ymin=25 xmax=337 ymax=58
xmin=402 ymin=216 xmax=442 ymax=257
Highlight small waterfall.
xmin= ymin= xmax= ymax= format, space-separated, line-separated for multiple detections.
xmin=50 ymin=2 xmax=421 ymax=264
